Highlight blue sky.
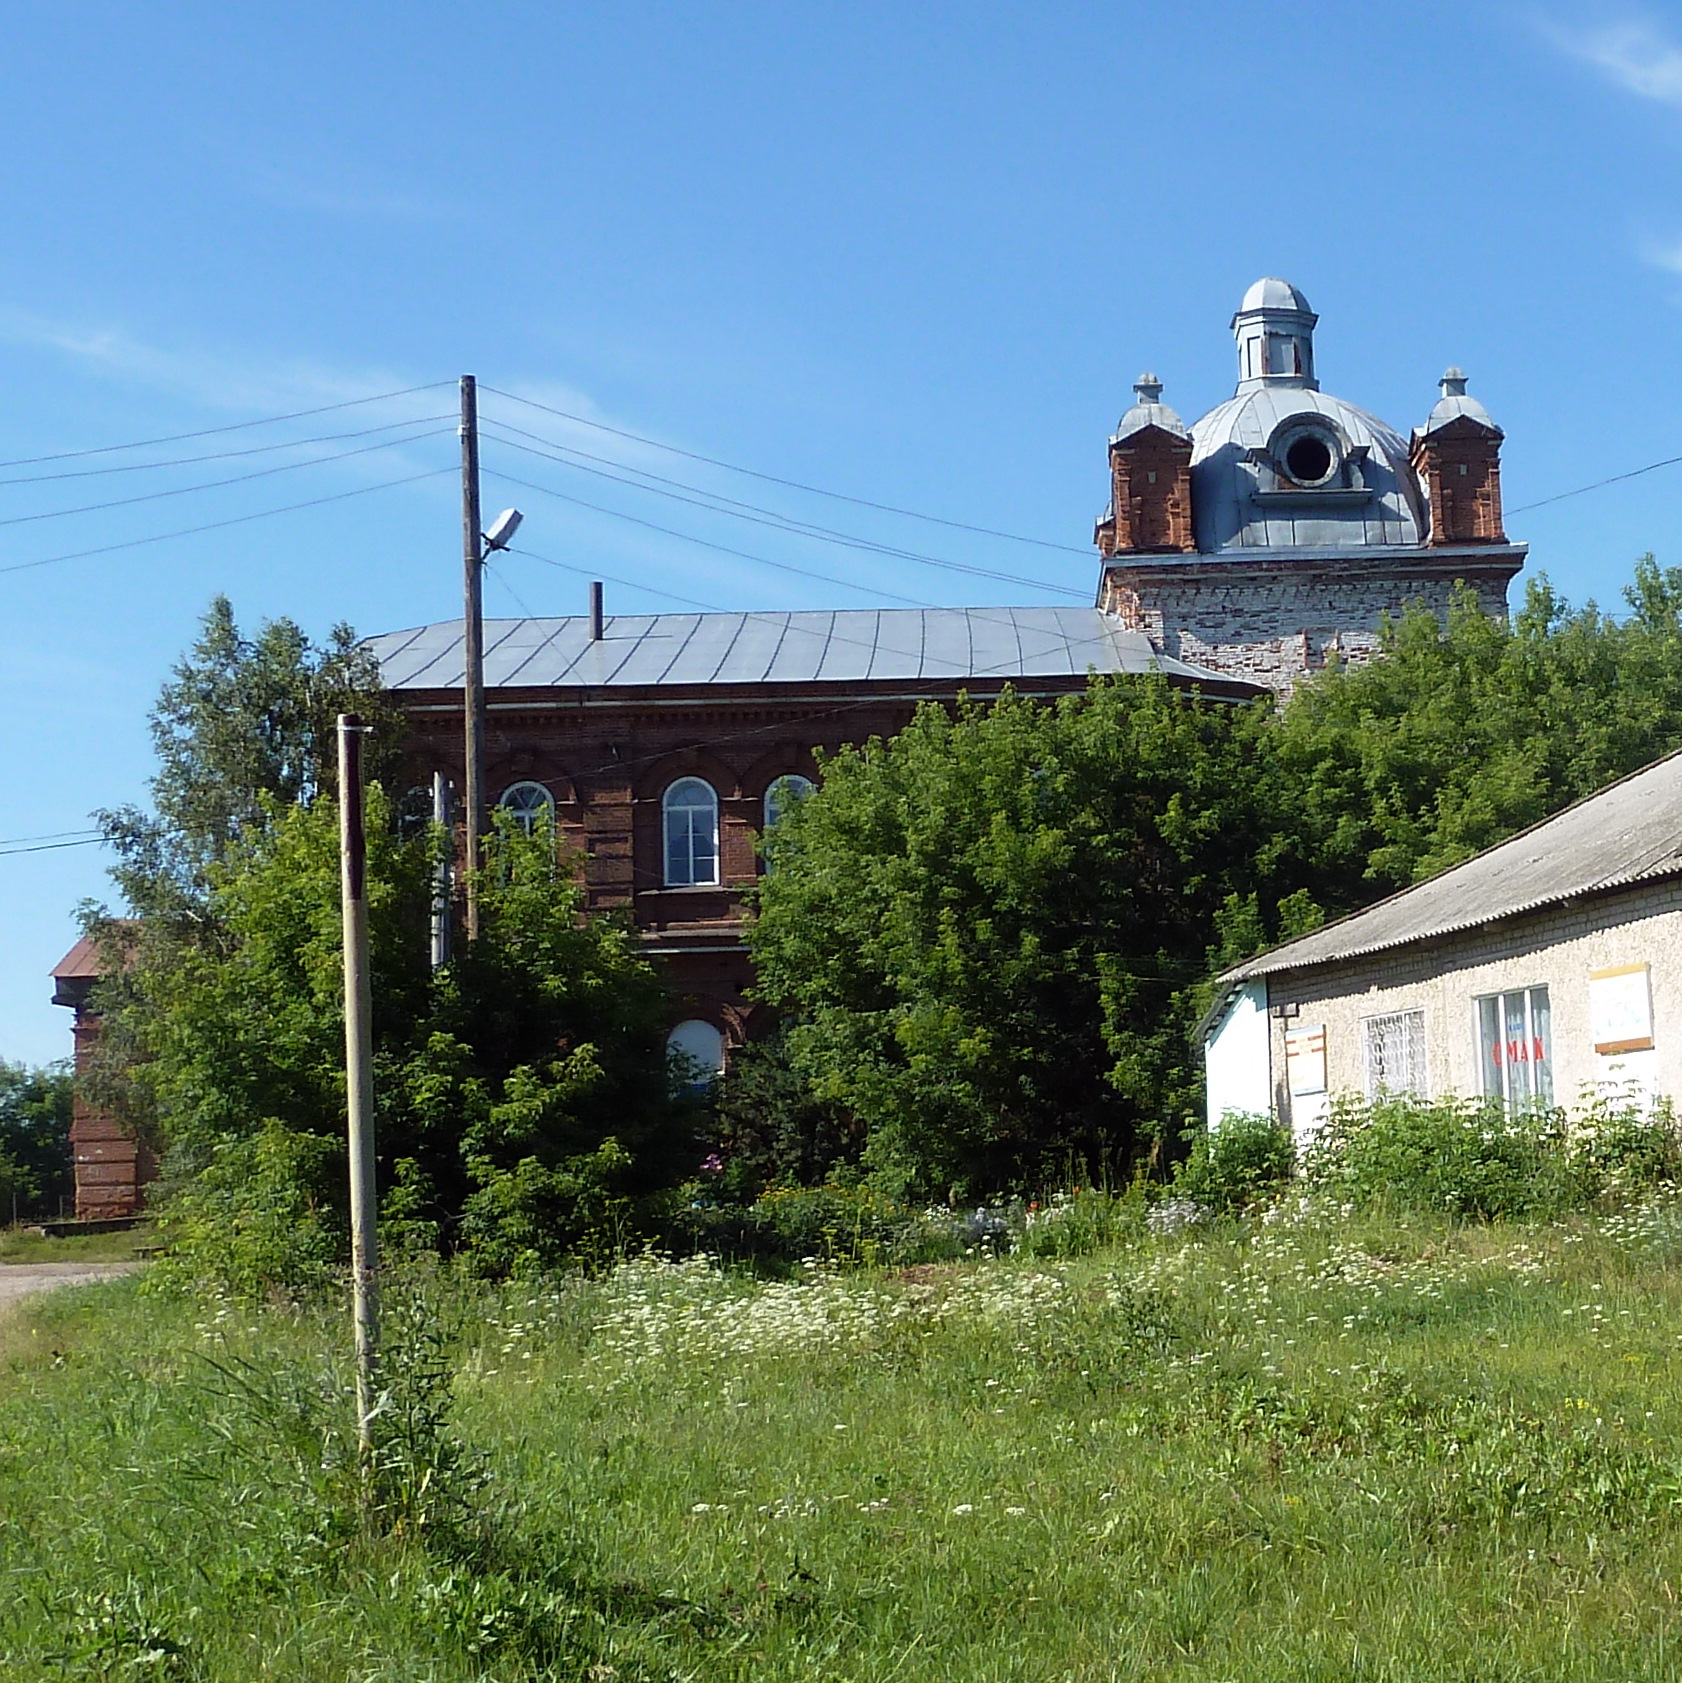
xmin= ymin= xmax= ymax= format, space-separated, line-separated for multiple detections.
xmin=4 ymin=1 xmax=1682 ymax=1063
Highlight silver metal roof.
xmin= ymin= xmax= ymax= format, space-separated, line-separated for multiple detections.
xmin=1188 ymin=385 xmax=1426 ymax=552
xmin=1418 ymin=368 xmax=1500 ymax=439
xmin=1219 ymin=750 xmax=1682 ymax=984
xmin=367 ymin=606 xmax=1240 ymax=691
xmin=1112 ymin=372 xmax=1190 ymax=444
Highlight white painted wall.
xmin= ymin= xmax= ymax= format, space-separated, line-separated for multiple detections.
xmin=1204 ymin=980 xmax=1272 ymax=1126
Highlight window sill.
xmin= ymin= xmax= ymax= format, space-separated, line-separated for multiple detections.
xmin=638 ymin=884 xmax=738 ymax=896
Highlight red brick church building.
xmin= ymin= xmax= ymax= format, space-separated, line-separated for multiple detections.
xmin=53 ymin=278 xmax=1523 ymax=1214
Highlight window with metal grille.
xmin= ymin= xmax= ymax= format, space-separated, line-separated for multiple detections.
xmin=1364 ymin=1010 xmax=1426 ymax=1100
xmin=1476 ymin=986 xmax=1553 ymax=1110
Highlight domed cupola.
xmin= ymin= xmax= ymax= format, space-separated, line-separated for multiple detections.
xmin=1233 ymin=277 xmax=1318 ymax=391
xmin=1186 ymin=278 xmax=1426 ymax=552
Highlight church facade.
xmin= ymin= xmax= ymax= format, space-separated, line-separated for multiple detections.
xmin=368 ymin=278 xmax=1527 ymax=1070
xmin=1095 ymin=278 xmax=1525 ymax=691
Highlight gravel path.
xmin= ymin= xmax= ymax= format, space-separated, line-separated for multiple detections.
xmin=0 ymin=1263 xmax=141 ymax=1305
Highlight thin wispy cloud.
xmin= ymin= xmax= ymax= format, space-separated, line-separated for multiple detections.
xmin=1544 ymin=16 xmax=1682 ymax=107
xmin=0 ymin=304 xmax=439 ymax=419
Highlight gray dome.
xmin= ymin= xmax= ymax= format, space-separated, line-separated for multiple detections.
xmin=1189 ymin=385 xmax=1425 ymax=552
xmin=1418 ymin=367 xmax=1499 ymax=438
xmin=1112 ymin=372 xmax=1190 ymax=443
xmin=1239 ymin=277 xmax=1313 ymax=315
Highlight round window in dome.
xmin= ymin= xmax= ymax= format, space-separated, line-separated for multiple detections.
xmin=1283 ymin=432 xmax=1334 ymax=485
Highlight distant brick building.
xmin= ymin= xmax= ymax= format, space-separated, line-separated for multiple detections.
xmin=51 ymin=277 xmax=1527 ymax=1208
xmin=50 ymin=935 xmax=155 ymax=1220
xmin=369 ymin=609 xmax=1254 ymax=1072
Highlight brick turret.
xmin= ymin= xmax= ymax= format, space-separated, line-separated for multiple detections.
xmin=1411 ymin=367 xmax=1506 ymax=546
xmin=1094 ymin=374 xmax=1194 ymax=557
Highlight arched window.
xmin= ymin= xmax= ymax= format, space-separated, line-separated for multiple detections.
xmin=760 ymin=774 xmax=815 ymax=872
xmin=663 ymin=777 xmax=719 ymax=886
xmin=498 ymin=780 xmax=555 ymax=836
xmin=763 ymin=773 xmax=815 ymax=831
xmin=667 ymin=1018 xmax=725 ymax=1086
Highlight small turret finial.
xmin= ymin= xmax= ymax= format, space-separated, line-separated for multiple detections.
xmin=1441 ymin=366 xmax=1468 ymax=398
xmin=1133 ymin=372 xmax=1163 ymax=405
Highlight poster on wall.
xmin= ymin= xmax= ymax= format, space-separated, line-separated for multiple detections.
xmin=1285 ymin=1024 xmax=1327 ymax=1095
xmin=1590 ymin=964 xmax=1654 ymax=1056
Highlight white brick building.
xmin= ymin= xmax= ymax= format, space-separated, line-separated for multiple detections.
xmin=1202 ymin=752 xmax=1682 ymax=1138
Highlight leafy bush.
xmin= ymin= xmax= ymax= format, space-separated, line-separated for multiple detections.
xmin=1301 ymin=1096 xmax=1566 ymax=1218
xmin=149 ymin=1123 xmax=344 ymax=1302
xmin=1173 ymin=1111 xmax=1294 ymax=1213
xmin=1017 ymin=1186 xmax=1147 ymax=1257
xmin=1568 ymin=1094 xmax=1682 ymax=1201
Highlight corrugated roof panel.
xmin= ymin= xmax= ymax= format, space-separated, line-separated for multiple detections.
xmin=1220 ymin=750 xmax=1682 ymax=982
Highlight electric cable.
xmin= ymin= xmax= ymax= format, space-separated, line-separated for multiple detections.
xmin=483 ymin=468 xmax=941 ymax=608
xmin=0 ymin=828 xmax=102 ymax=846
xmin=1507 ymin=454 xmax=1682 ymax=517
xmin=0 ymin=465 xmax=455 ymax=577
xmin=0 ymin=836 xmax=105 ymax=857
xmin=481 ymin=384 xmax=1092 ymax=556
xmin=0 ymin=412 xmax=456 ymax=487
xmin=0 ymin=424 xmax=453 ymax=529
xmin=0 ymin=380 xmax=454 ymax=471
xmin=479 ymin=421 xmax=1089 ymax=600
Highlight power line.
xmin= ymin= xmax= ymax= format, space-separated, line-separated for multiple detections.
xmin=0 ymin=425 xmax=452 ymax=530
xmin=507 ymin=545 xmax=725 ymax=613
xmin=0 ymin=828 xmax=101 ymax=846
xmin=481 ymin=384 xmax=1092 ymax=557
xmin=1507 ymin=453 xmax=1682 ymax=517
xmin=0 ymin=412 xmax=456 ymax=487
xmin=0 ymin=836 xmax=104 ymax=857
xmin=483 ymin=467 xmax=940 ymax=607
xmin=0 ymin=465 xmax=454 ymax=577
xmin=479 ymin=421 xmax=1089 ymax=600
xmin=0 ymin=380 xmax=454 ymax=471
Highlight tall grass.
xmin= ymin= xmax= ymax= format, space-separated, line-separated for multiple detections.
xmin=10 ymin=1204 xmax=1682 ymax=1677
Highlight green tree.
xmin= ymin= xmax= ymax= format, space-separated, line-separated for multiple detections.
xmin=96 ymin=594 xmax=403 ymax=916
xmin=0 ymin=1061 xmax=73 ymax=1218
xmin=746 ymin=678 xmax=1306 ymax=1198
xmin=1275 ymin=565 xmax=1682 ymax=898
xmin=97 ymin=802 xmax=685 ymax=1285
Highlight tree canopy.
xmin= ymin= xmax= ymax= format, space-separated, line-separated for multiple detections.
xmin=742 ymin=561 xmax=1682 ymax=1200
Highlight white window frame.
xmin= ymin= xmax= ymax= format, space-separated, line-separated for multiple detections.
xmin=663 ymin=777 xmax=720 ymax=887
xmin=498 ymin=780 xmax=555 ymax=836
xmin=1475 ymin=985 xmax=1554 ymax=1111
xmin=1363 ymin=1009 xmax=1426 ymax=1101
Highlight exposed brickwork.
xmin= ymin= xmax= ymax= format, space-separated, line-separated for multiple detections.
xmin=51 ymin=975 xmax=156 ymax=1220
xmin=1095 ymin=425 xmax=1195 ymax=557
xmin=1412 ymin=416 xmax=1506 ymax=546
xmin=1097 ymin=551 xmax=1523 ymax=695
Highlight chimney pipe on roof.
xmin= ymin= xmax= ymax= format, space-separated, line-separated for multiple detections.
xmin=589 ymin=581 xmax=604 ymax=641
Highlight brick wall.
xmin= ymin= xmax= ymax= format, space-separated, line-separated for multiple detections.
xmin=1098 ymin=551 xmax=1522 ymax=695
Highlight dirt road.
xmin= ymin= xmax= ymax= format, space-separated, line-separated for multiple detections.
xmin=0 ymin=1263 xmax=141 ymax=1306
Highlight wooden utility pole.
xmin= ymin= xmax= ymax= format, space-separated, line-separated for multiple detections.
xmin=338 ymin=712 xmax=379 ymax=1457
xmin=460 ymin=374 xmax=485 ymax=941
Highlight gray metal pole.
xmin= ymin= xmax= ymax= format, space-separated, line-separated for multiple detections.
xmin=338 ymin=713 xmax=379 ymax=1457
xmin=461 ymin=374 xmax=485 ymax=942
xmin=430 ymin=770 xmax=453 ymax=970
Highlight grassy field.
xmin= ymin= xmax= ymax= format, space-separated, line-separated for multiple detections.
xmin=7 ymin=1203 xmax=1682 ymax=1679
xmin=0 ymin=1223 xmax=155 ymax=1264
